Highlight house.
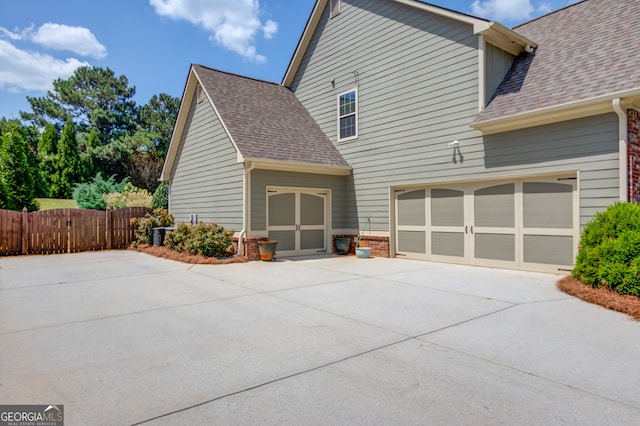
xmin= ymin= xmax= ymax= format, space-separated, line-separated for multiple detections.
xmin=160 ymin=0 xmax=640 ymax=273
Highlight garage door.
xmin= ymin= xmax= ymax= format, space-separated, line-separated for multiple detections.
xmin=394 ymin=177 xmax=578 ymax=273
xmin=267 ymin=187 xmax=329 ymax=256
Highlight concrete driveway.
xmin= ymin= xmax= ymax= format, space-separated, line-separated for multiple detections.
xmin=1 ymin=251 xmax=639 ymax=425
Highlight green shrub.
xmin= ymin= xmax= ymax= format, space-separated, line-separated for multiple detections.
xmin=152 ymin=182 xmax=169 ymax=209
xmin=73 ymin=173 xmax=127 ymax=210
xmin=164 ymin=222 xmax=234 ymax=258
xmin=131 ymin=208 xmax=174 ymax=246
xmin=572 ymin=202 xmax=640 ymax=296
xmin=104 ymin=182 xmax=152 ymax=209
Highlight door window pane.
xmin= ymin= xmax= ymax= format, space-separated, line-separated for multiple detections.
xmin=475 ymin=233 xmax=515 ymax=261
xmin=398 ymin=190 xmax=425 ymax=226
xmin=268 ymin=231 xmax=295 ymax=251
xmin=300 ymin=194 xmax=324 ymax=226
xmin=474 ymin=184 xmax=515 ymax=227
xmin=398 ymin=231 xmax=426 ymax=253
xmin=432 ymin=232 xmax=464 ymax=257
xmin=524 ymin=235 xmax=573 ymax=265
xmin=523 ymin=182 xmax=573 ymax=229
xmin=431 ymin=189 xmax=464 ymax=226
xmin=268 ymin=193 xmax=295 ymax=227
xmin=301 ymin=230 xmax=325 ymax=250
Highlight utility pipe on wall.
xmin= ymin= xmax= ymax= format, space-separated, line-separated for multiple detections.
xmin=237 ymin=161 xmax=255 ymax=256
xmin=613 ymin=98 xmax=629 ymax=201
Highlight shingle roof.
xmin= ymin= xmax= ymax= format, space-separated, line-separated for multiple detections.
xmin=475 ymin=0 xmax=640 ymax=124
xmin=193 ymin=64 xmax=350 ymax=169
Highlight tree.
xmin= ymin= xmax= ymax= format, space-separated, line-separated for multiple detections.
xmin=120 ymin=131 xmax=163 ymax=192
xmin=17 ymin=68 xmax=180 ymax=194
xmin=51 ymin=119 xmax=82 ymax=198
xmin=120 ymin=94 xmax=179 ymax=192
xmin=38 ymin=123 xmax=59 ymax=197
xmin=138 ymin=93 xmax=180 ymax=158
xmin=0 ymin=122 xmax=38 ymax=211
xmin=21 ymin=66 xmax=138 ymax=145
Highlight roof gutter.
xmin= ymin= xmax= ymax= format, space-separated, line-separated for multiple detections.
xmin=613 ymin=99 xmax=629 ymax=202
xmin=472 ymin=87 xmax=640 ymax=135
xmin=243 ymin=158 xmax=352 ymax=176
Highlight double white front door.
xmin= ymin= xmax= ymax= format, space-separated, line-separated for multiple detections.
xmin=267 ymin=187 xmax=328 ymax=256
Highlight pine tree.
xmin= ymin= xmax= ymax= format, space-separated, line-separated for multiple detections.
xmin=51 ymin=118 xmax=81 ymax=198
xmin=0 ymin=122 xmax=38 ymax=210
xmin=38 ymin=123 xmax=59 ymax=197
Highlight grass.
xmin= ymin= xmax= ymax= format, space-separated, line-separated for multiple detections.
xmin=35 ymin=198 xmax=78 ymax=210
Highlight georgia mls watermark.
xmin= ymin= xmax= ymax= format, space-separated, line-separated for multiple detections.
xmin=0 ymin=405 xmax=63 ymax=426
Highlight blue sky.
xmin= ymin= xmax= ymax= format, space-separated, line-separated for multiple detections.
xmin=0 ymin=0 xmax=577 ymax=120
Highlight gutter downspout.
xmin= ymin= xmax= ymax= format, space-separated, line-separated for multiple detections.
xmin=613 ymin=99 xmax=629 ymax=201
xmin=238 ymin=161 xmax=255 ymax=256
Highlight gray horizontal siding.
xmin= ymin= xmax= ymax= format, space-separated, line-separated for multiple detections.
xmin=169 ymin=95 xmax=244 ymax=230
xmin=291 ymin=0 xmax=481 ymax=231
xmin=483 ymin=114 xmax=619 ymax=228
xmin=250 ymin=169 xmax=354 ymax=231
xmin=290 ymin=0 xmax=620 ymax=232
xmin=485 ymin=43 xmax=515 ymax=104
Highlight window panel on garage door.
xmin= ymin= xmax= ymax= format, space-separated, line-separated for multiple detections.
xmin=431 ymin=189 xmax=464 ymax=258
xmin=473 ymin=183 xmax=516 ymax=263
xmin=522 ymin=181 xmax=575 ymax=267
xmin=523 ymin=182 xmax=573 ymax=228
xmin=397 ymin=190 xmax=426 ymax=254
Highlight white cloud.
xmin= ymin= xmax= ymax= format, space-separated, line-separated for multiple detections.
xmin=0 ymin=23 xmax=106 ymax=59
xmin=471 ymin=0 xmax=535 ymax=22
xmin=150 ymin=0 xmax=277 ymax=63
xmin=263 ymin=19 xmax=277 ymax=39
xmin=472 ymin=0 xmax=584 ymax=23
xmin=31 ymin=23 xmax=107 ymax=59
xmin=0 ymin=39 xmax=88 ymax=92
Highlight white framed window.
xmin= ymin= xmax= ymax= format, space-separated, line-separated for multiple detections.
xmin=337 ymin=88 xmax=357 ymax=141
xmin=330 ymin=0 xmax=341 ymax=18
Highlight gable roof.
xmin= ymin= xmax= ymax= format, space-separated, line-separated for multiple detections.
xmin=473 ymin=0 xmax=640 ymax=133
xmin=282 ymin=0 xmax=536 ymax=87
xmin=161 ymin=65 xmax=351 ymax=181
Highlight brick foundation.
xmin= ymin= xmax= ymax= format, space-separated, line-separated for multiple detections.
xmin=233 ymin=236 xmax=269 ymax=261
xmin=628 ymin=109 xmax=640 ymax=203
xmin=333 ymin=234 xmax=389 ymax=258
xmin=233 ymin=235 xmax=391 ymax=260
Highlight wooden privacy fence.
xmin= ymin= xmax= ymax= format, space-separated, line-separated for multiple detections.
xmin=0 ymin=207 xmax=150 ymax=256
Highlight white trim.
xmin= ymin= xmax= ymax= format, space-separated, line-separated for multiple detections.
xmin=478 ymin=35 xmax=486 ymax=112
xmin=337 ymin=88 xmax=358 ymax=142
xmin=613 ymin=98 xmax=629 ymax=201
xmin=196 ymin=85 xmax=204 ymax=103
xmin=330 ymin=0 xmax=341 ymax=18
xmin=392 ymin=172 xmax=579 ymax=273
xmin=160 ymin=66 xmax=244 ymax=181
xmin=244 ymin=158 xmax=351 ymax=176
xmin=266 ymin=186 xmax=332 ymax=256
xmin=281 ymin=0 xmax=536 ymax=87
xmin=472 ymin=88 xmax=640 ymax=135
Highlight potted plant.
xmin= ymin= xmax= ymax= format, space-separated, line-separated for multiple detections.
xmin=257 ymin=240 xmax=278 ymax=261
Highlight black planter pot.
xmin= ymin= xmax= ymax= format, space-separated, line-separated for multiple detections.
xmin=334 ymin=237 xmax=351 ymax=255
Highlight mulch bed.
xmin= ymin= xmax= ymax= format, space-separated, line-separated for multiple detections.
xmin=557 ymin=276 xmax=640 ymax=321
xmin=133 ymin=244 xmax=249 ymax=265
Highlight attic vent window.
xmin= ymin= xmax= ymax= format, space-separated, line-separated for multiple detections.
xmin=330 ymin=0 xmax=341 ymax=18
xmin=197 ymin=86 xmax=204 ymax=103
